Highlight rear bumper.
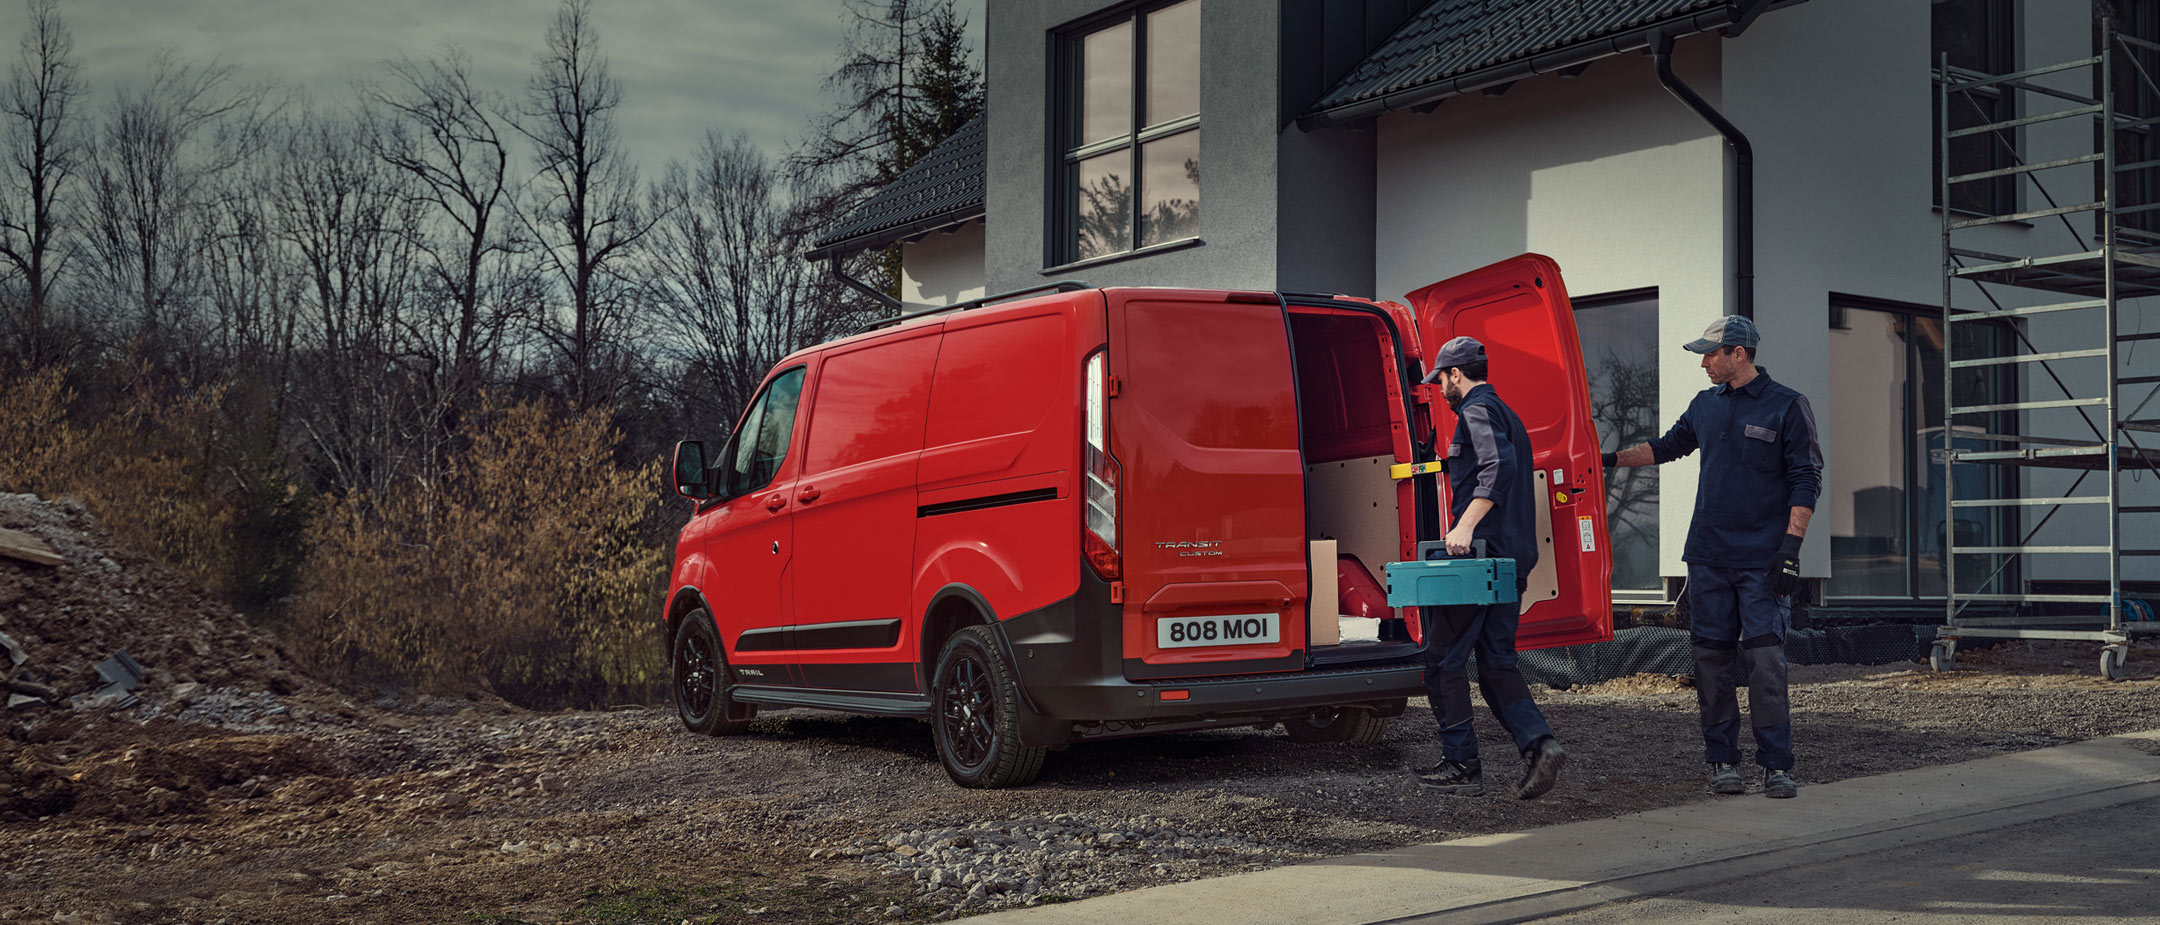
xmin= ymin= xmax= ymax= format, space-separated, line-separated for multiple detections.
xmin=992 ymin=571 xmax=1424 ymax=745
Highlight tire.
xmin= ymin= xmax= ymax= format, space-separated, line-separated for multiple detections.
xmin=2101 ymin=645 xmax=2129 ymax=682
xmin=931 ymin=626 xmax=1046 ymax=788
xmin=1929 ymin=640 xmax=1956 ymax=673
xmin=674 ymin=608 xmax=752 ymax=736
xmin=1282 ymin=707 xmax=1388 ymax=745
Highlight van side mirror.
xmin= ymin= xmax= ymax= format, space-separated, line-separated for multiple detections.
xmin=672 ymin=440 xmax=711 ymax=500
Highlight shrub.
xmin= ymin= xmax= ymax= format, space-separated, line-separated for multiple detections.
xmin=294 ymin=397 xmax=667 ymax=707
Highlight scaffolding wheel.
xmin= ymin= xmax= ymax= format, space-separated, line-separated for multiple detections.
xmin=2100 ymin=645 xmax=2129 ymax=682
xmin=1929 ymin=640 xmax=1957 ymax=672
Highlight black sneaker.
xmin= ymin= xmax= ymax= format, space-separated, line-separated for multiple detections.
xmin=1709 ymin=763 xmax=1745 ymax=795
xmin=1764 ymin=768 xmax=1797 ymax=799
xmin=1413 ymin=757 xmax=1483 ymax=795
xmin=1516 ymin=736 xmax=1565 ymax=800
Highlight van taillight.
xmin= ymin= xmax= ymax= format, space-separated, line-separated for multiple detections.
xmin=1083 ymin=349 xmax=1121 ymax=580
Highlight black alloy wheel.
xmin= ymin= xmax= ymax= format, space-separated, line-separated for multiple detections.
xmin=939 ymin=648 xmax=996 ymax=768
xmin=673 ymin=608 xmax=751 ymax=735
xmin=931 ymin=626 xmax=1046 ymax=788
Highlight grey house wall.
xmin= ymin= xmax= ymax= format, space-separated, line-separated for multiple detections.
xmin=984 ymin=0 xmax=1404 ymax=296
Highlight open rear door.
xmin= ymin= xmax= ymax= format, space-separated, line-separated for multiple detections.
xmin=1405 ymin=254 xmax=1613 ymax=651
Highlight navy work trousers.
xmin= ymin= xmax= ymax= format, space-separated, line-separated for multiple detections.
xmin=1422 ymin=596 xmax=1553 ymax=762
xmin=1686 ymin=564 xmax=1793 ymax=770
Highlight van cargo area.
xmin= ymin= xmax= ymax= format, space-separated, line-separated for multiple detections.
xmin=1287 ymin=304 xmax=1426 ymax=667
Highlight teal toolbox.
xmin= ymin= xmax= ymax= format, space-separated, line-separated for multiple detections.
xmin=1383 ymin=558 xmax=1518 ymax=606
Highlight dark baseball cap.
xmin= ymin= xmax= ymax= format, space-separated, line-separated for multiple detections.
xmin=1683 ymin=315 xmax=1759 ymax=354
xmin=1420 ymin=336 xmax=1487 ymax=383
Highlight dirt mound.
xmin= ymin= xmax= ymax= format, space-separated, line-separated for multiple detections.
xmin=0 ymin=492 xmax=315 ymax=720
xmin=1 ymin=728 xmax=362 ymax=822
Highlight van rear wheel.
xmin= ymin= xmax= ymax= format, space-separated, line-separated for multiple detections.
xmin=932 ymin=626 xmax=1046 ymax=788
xmin=1282 ymin=707 xmax=1388 ymax=745
xmin=674 ymin=608 xmax=752 ymax=735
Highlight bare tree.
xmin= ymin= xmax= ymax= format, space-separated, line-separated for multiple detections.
xmin=197 ymin=126 xmax=293 ymax=383
xmin=74 ymin=51 xmax=261 ymax=367
xmin=646 ymin=132 xmax=866 ymax=427
xmin=362 ymin=47 xmax=523 ymax=417
xmin=275 ymin=105 xmax=430 ymax=497
xmin=515 ymin=0 xmax=658 ymax=408
xmin=0 ymin=0 xmax=83 ymax=368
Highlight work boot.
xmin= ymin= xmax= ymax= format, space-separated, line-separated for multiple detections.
xmin=1763 ymin=768 xmax=1798 ymax=799
xmin=1708 ymin=763 xmax=1745 ymax=795
xmin=1412 ymin=757 xmax=1483 ymax=795
xmin=1516 ymin=736 xmax=1565 ymax=800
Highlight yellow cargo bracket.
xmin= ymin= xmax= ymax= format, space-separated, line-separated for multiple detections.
xmin=1389 ymin=460 xmax=1446 ymax=480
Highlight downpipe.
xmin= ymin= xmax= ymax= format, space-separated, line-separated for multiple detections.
xmin=828 ymin=253 xmax=904 ymax=313
xmin=1652 ymin=33 xmax=1754 ymax=320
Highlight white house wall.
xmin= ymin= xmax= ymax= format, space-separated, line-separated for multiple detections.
xmin=1374 ymin=35 xmax=1735 ymax=580
xmin=901 ymin=222 xmax=988 ymax=307
xmin=1378 ymin=0 xmax=2156 ymax=589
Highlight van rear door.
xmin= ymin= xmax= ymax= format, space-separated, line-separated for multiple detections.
xmin=1109 ymin=290 xmax=1307 ymax=679
xmin=1404 ymin=254 xmax=1614 ymax=651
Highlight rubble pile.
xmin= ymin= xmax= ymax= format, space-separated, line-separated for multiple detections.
xmin=0 ymin=492 xmax=313 ymax=717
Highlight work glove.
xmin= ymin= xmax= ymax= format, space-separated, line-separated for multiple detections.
xmin=1766 ymin=533 xmax=1804 ymax=598
xmin=1600 ymin=451 xmax=1617 ymax=469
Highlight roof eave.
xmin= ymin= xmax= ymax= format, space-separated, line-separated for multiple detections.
xmin=801 ymin=205 xmax=986 ymax=263
xmin=1296 ymin=5 xmax=1750 ymax=132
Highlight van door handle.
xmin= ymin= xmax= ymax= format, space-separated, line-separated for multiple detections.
xmin=798 ymin=485 xmax=821 ymax=503
xmin=765 ymin=494 xmax=787 ymax=512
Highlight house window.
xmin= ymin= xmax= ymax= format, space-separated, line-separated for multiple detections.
xmin=1058 ymin=0 xmax=1201 ymax=264
xmin=2108 ymin=1 xmax=2160 ymax=235
xmin=1824 ymin=298 xmax=2014 ymax=600
xmin=1933 ymin=0 xmax=2016 ymax=216
xmin=1574 ymin=290 xmax=1660 ymax=597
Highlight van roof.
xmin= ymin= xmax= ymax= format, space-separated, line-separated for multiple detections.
xmin=776 ymin=284 xmax=1301 ymax=365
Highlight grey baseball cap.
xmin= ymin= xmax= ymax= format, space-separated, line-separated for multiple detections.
xmin=1421 ymin=336 xmax=1487 ymax=383
xmin=1683 ymin=315 xmax=1759 ymax=354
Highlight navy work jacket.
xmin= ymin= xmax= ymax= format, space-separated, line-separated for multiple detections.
xmin=1446 ymin=383 xmax=1540 ymax=575
xmin=1647 ymin=368 xmax=1823 ymax=568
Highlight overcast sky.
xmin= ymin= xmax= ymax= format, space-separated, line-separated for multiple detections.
xmin=0 ymin=0 xmax=985 ymax=171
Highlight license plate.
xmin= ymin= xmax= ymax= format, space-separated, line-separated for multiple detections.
xmin=1156 ymin=613 xmax=1280 ymax=649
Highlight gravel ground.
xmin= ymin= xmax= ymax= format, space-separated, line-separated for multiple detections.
xmin=5 ymin=640 xmax=2159 ymax=925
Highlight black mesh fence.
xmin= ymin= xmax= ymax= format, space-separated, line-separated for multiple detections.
xmin=1512 ymin=624 xmax=1937 ymax=690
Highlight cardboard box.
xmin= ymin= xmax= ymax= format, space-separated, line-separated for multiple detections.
xmin=1308 ymin=539 xmax=1339 ymax=645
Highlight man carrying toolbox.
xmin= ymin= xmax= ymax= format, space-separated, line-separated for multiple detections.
xmin=1412 ymin=336 xmax=1567 ymax=800
xmin=1603 ymin=315 xmax=1821 ymax=799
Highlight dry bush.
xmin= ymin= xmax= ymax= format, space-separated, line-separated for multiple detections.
xmin=0 ymin=366 xmax=253 ymax=602
xmin=0 ymin=367 xmax=82 ymax=491
xmin=294 ymin=397 xmax=667 ymax=707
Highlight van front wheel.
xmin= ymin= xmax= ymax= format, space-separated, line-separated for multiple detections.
xmin=932 ymin=626 xmax=1046 ymax=788
xmin=674 ymin=609 xmax=753 ymax=736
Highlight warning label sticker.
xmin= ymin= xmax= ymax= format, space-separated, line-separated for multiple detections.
xmin=1578 ymin=516 xmax=1596 ymax=552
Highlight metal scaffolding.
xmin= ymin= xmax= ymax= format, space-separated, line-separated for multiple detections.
xmin=1932 ymin=22 xmax=2160 ymax=680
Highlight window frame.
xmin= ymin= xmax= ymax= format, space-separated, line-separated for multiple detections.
xmin=1047 ymin=0 xmax=1202 ymax=269
xmin=1571 ymin=287 xmax=1666 ymax=602
xmin=1933 ymin=0 xmax=2020 ymax=217
xmin=1824 ymin=294 xmax=2018 ymax=603
xmin=719 ymin=365 xmax=808 ymax=502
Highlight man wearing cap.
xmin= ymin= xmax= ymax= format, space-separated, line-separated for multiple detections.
xmin=1603 ymin=315 xmax=1821 ymax=799
xmin=1411 ymin=335 xmax=1567 ymax=799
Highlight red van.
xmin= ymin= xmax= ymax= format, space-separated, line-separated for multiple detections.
xmin=663 ymin=253 xmax=1613 ymax=787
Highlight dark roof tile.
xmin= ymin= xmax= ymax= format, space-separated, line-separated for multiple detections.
xmin=807 ymin=115 xmax=986 ymax=258
xmin=1306 ymin=0 xmax=1751 ymax=122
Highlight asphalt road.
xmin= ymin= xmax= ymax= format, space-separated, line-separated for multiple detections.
xmin=1540 ymin=796 xmax=2160 ymax=924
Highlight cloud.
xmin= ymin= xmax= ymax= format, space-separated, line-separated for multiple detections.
xmin=0 ymin=0 xmax=975 ymax=170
